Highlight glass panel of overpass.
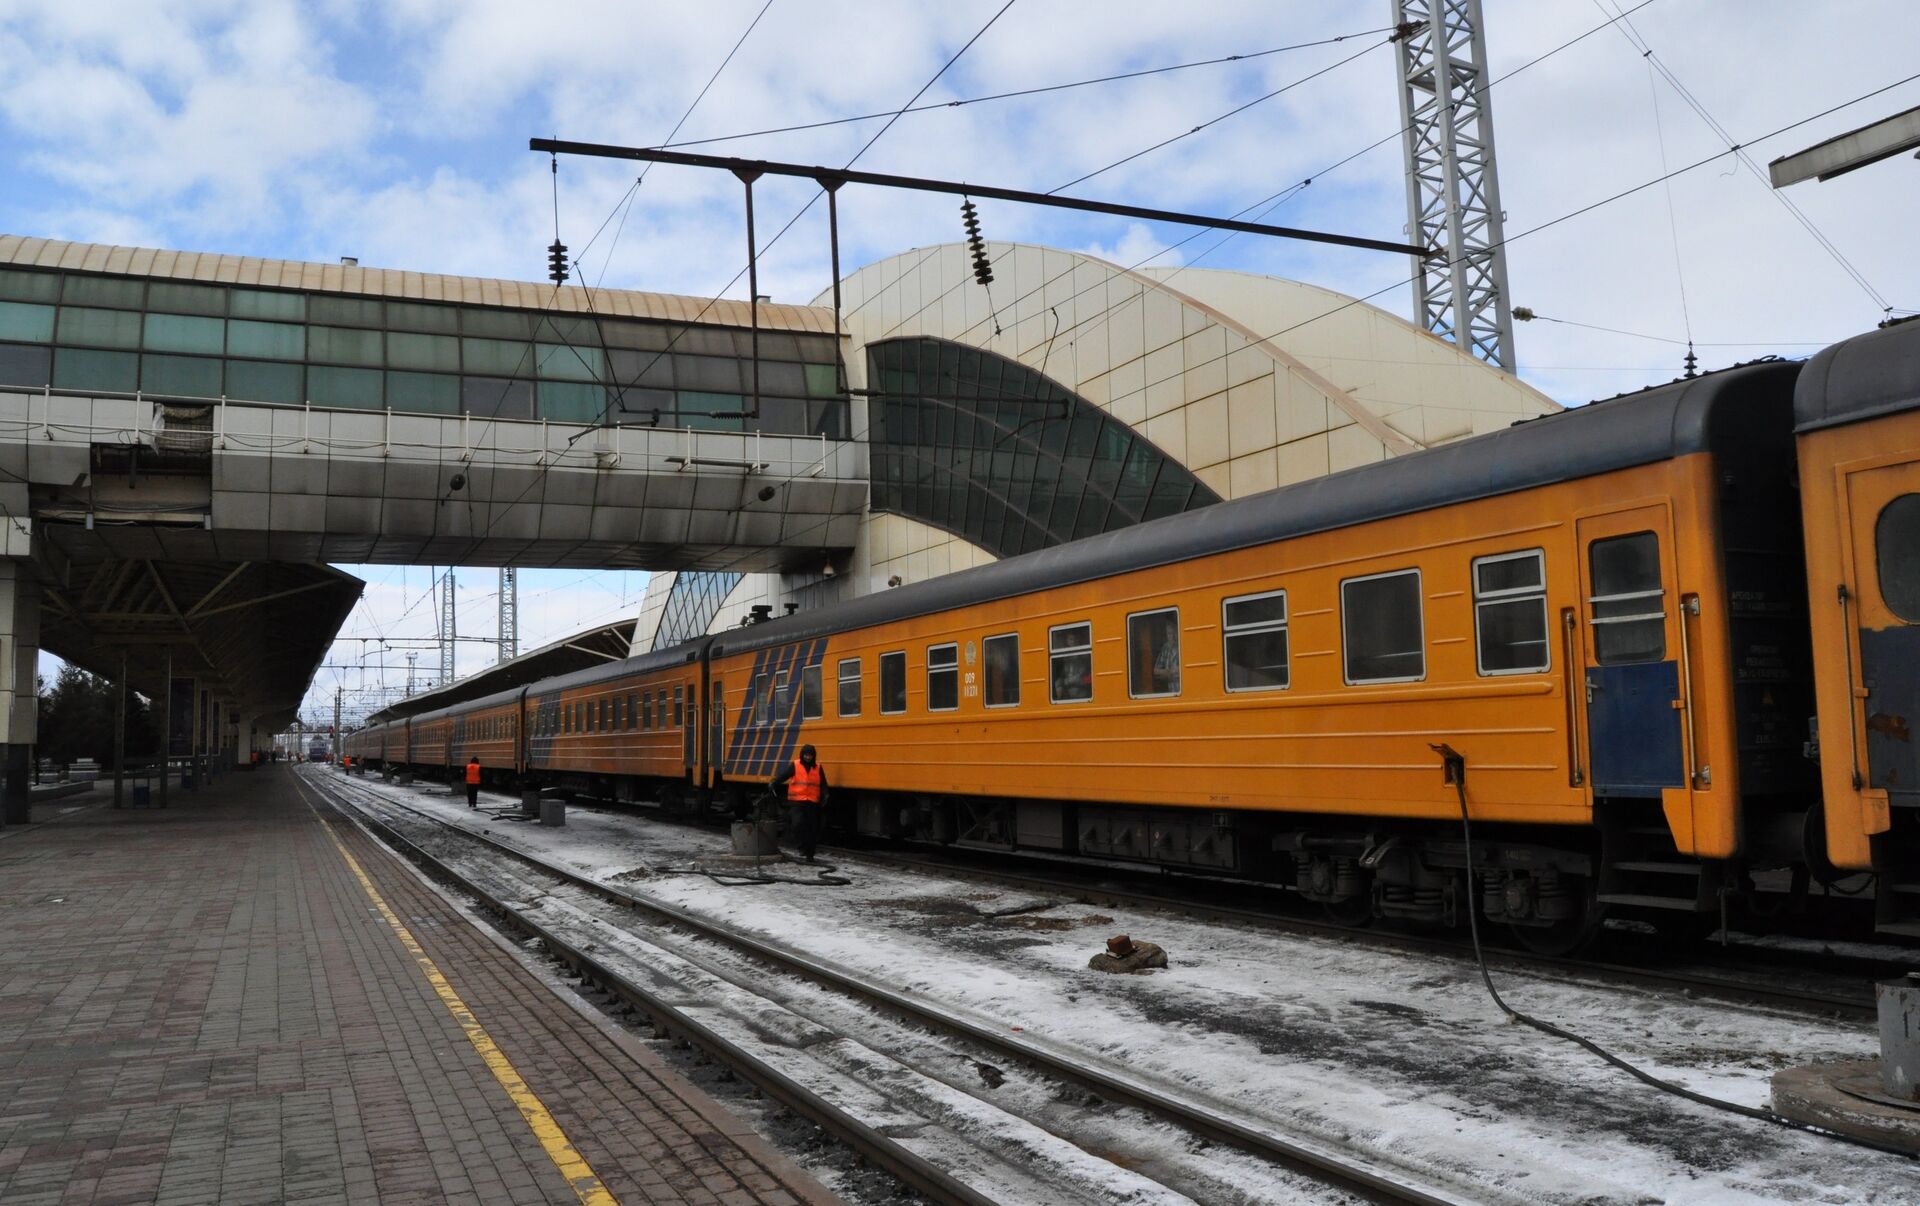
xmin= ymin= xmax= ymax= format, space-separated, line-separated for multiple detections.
xmin=0 ymin=265 xmax=849 ymax=438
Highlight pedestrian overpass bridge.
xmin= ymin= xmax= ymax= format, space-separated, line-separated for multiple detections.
xmin=0 ymin=236 xmax=867 ymax=818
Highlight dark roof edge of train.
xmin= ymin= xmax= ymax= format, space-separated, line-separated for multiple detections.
xmin=712 ymin=358 xmax=1803 ymax=659
xmin=365 ymin=643 xmax=703 ymax=724
xmin=1795 ymin=317 xmax=1920 ymax=434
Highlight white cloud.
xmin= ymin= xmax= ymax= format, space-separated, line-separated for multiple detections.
xmin=3 ymin=0 xmax=1917 ymax=720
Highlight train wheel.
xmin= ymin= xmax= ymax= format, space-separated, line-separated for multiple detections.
xmin=1508 ymin=881 xmax=1602 ymax=957
xmin=1321 ymin=893 xmax=1373 ymax=928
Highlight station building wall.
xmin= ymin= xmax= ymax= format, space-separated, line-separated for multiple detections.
xmin=632 ymin=243 xmax=1560 ymax=651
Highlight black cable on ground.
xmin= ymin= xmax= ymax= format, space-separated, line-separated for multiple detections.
xmin=646 ymin=790 xmax=852 ymax=886
xmin=686 ymin=863 xmax=852 ymax=888
xmin=1434 ymin=743 xmax=1916 ymax=1161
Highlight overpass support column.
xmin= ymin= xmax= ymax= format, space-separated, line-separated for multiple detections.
xmin=0 ymin=562 xmax=41 ymax=827
xmin=156 ymin=647 xmax=171 ymax=809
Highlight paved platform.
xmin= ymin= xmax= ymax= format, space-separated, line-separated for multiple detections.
xmin=0 ymin=766 xmax=840 ymax=1205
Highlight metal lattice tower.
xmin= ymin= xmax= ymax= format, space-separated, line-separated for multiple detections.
xmin=438 ymin=568 xmax=457 ymax=686
xmin=1393 ymin=0 xmax=1517 ymax=370
xmin=498 ymin=567 xmax=518 ymax=662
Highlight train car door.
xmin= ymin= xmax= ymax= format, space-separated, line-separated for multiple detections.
xmin=1576 ymin=505 xmax=1689 ymax=797
xmin=682 ymin=679 xmax=696 ymax=773
xmin=1840 ymin=461 xmax=1920 ymax=808
xmin=708 ymin=682 xmax=724 ymax=785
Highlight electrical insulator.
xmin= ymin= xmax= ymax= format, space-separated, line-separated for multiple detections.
xmin=547 ymin=239 xmax=570 ymax=285
xmin=960 ymin=199 xmax=993 ymax=288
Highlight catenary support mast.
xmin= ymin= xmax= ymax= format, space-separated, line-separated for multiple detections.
xmin=498 ymin=567 xmax=518 ymax=662
xmin=1394 ymin=0 xmax=1517 ymax=369
xmin=439 ymin=568 xmax=457 ymax=687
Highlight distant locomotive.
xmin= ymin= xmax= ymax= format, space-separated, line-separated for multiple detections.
xmin=346 ymin=321 xmax=1920 ymax=950
xmin=309 ymin=738 xmax=331 ymax=763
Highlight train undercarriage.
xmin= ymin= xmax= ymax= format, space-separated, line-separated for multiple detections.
xmin=356 ymin=752 xmax=1904 ymax=951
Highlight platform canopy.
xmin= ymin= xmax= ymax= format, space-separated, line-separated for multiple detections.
xmin=37 ymin=537 xmax=362 ymax=734
xmin=361 ymin=618 xmax=634 ymax=725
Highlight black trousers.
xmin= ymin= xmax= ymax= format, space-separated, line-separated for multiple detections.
xmin=465 ymin=782 xmax=479 ymax=807
xmin=788 ymin=803 xmax=821 ymax=857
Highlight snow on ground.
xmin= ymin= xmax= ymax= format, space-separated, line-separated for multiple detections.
xmin=338 ymin=771 xmax=1905 ymax=1204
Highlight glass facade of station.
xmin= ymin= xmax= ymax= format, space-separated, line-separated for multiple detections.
xmin=652 ymin=570 xmax=744 ymax=650
xmin=0 ymin=266 xmax=848 ymax=437
xmin=866 ymin=337 xmax=1219 ymax=559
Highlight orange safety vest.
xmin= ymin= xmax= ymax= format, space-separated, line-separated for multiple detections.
xmin=465 ymin=761 xmax=481 ymax=785
xmin=787 ymin=759 xmax=823 ymax=804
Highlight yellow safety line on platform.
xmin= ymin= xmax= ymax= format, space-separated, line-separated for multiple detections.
xmin=293 ymin=779 xmax=618 ymax=1206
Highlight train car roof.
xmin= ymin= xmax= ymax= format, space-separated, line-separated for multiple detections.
xmin=528 ymin=640 xmax=705 ymax=696
xmin=712 ymin=358 xmax=1802 ymax=658
xmin=404 ymin=640 xmax=706 ymax=722
xmin=1795 ymin=317 xmax=1920 ymax=433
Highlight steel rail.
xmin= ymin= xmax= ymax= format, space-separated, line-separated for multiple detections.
xmin=840 ymin=847 xmax=1882 ymax=1022
xmin=295 ymin=772 xmax=1001 ymax=1206
xmin=491 ymin=790 xmax=1884 ymax=1021
xmin=315 ymin=770 xmax=1472 ymax=1206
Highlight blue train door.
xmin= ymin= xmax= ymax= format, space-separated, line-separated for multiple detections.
xmin=1578 ymin=507 xmax=1688 ymax=796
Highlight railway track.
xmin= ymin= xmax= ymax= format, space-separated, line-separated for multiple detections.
xmin=484 ymin=785 xmax=1890 ymax=1023
xmin=831 ymin=847 xmax=1889 ymax=1023
xmin=302 ymin=768 xmax=1489 ymax=1206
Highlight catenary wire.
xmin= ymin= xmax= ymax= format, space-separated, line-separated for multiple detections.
xmin=660 ymin=28 xmax=1397 ymax=151
xmin=856 ymin=0 xmax=1666 ymax=357
xmin=596 ymin=0 xmax=779 ymax=288
xmin=853 ymin=0 xmax=1663 ymax=355
xmin=449 ymin=0 xmax=1024 ymax=575
xmin=740 ymin=65 xmax=1920 ymax=566
xmin=1150 ymin=67 xmax=1920 ymax=399
xmin=1047 ymin=34 xmax=1393 ymax=195
xmin=1594 ymin=0 xmax=1894 ymax=316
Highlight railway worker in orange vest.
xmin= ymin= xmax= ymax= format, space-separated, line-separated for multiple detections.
xmin=464 ymin=756 xmax=481 ymax=809
xmin=771 ymin=744 xmax=828 ymax=863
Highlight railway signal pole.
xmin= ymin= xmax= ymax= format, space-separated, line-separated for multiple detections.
xmin=1393 ymin=0 xmax=1517 ymax=370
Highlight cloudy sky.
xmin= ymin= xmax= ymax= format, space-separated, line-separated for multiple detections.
xmin=3 ymin=0 xmax=1914 ymax=724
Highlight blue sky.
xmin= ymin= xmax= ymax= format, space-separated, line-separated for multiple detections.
xmin=3 ymin=1 xmax=1915 ymax=723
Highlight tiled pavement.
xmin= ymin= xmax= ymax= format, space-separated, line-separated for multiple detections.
xmin=0 ymin=766 xmax=841 ymax=1206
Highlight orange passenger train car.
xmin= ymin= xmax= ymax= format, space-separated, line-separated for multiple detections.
xmin=1794 ymin=320 xmax=1920 ymax=934
xmin=708 ymin=359 xmax=1820 ymax=949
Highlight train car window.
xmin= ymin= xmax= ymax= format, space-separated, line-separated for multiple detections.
xmin=774 ymin=670 xmax=792 ymax=720
xmin=801 ymin=665 xmax=823 ymax=719
xmin=753 ymin=673 xmax=773 ymax=726
xmin=1049 ymin=622 xmax=1093 ymax=703
xmin=838 ymin=658 xmax=862 ymax=716
xmin=624 ymin=693 xmax=635 ymax=730
xmin=1223 ymin=591 xmax=1288 ymax=691
xmin=1342 ymin=570 xmax=1425 ymax=684
xmin=927 ymin=644 xmax=959 ymax=711
xmin=657 ymin=689 xmax=669 ymax=730
xmin=1588 ymin=532 xmax=1666 ymax=664
xmin=1127 ymin=608 xmax=1181 ymax=698
xmin=880 ymin=651 xmax=907 ymax=714
xmin=1473 ymin=550 xmax=1550 ymax=675
xmin=1878 ymin=494 xmax=1920 ymax=622
xmin=642 ymin=694 xmax=653 ymax=729
xmin=983 ymin=634 xmax=1020 ymax=707
xmin=673 ymin=686 xmax=684 ymax=727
